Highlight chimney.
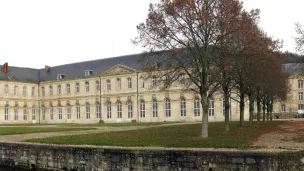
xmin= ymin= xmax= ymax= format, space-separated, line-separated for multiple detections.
xmin=45 ymin=65 xmax=50 ymax=72
xmin=3 ymin=63 xmax=8 ymax=74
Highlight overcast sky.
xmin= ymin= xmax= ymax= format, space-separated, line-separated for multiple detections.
xmin=0 ymin=0 xmax=302 ymax=68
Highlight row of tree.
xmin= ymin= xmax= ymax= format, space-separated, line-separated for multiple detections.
xmin=133 ymin=0 xmax=289 ymax=138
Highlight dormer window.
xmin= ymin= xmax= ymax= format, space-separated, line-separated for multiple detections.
xmin=57 ymin=74 xmax=65 ymax=80
xmin=85 ymin=70 xmax=93 ymax=77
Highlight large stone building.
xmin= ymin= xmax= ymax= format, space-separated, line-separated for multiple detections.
xmin=0 ymin=54 xmax=249 ymax=124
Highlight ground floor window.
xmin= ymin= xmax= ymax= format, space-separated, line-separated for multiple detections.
xmin=23 ymin=107 xmax=27 ymax=120
xmin=42 ymin=107 xmax=45 ymax=120
xmin=107 ymin=103 xmax=111 ymax=119
xmin=208 ymin=99 xmax=215 ymax=116
xmin=127 ymin=102 xmax=132 ymax=118
xmin=180 ymin=99 xmax=186 ymax=116
xmin=165 ymin=99 xmax=171 ymax=117
xmin=86 ymin=104 xmax=90 ymax=119
xmin=5 ymin=105 xmax=9 ymax=121
xmin=58 ymin=105 xmax=62 ymax=120
xmin=76 ymin=104 xmax=80 ymax=119
xmin=194 ymin=99 xmax=200 ymax=116
xmin=32 ymin=106 xmax=36 ymax=120
xmin=67 ymin=105 xmax=71 ymax=120
xmin=298 ymin=104 xmax=304 ymax=110
xmin=14 ymin=106 xmax=18 ymax=121
xmin=96 ymin=104 xmax=101 ymax=119
xmin=153 ymin=100 xmax=158 ymax=117
xmin=140 ymin=101 xmax=145 ymax=118
xmin=281 ymin=104 xmax=286 ymax=112
xmin=50 ymin=107 xmax=54 ymax=120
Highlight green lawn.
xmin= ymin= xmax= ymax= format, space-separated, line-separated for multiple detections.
xmin=0 ymin=127 xmax=94 ymax=135
xmin=58 ymin=122 xmax=179 ymax=127
xmin=25 ymin=121 xmax=283 ymax=148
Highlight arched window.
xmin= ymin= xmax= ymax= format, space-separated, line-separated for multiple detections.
xmin=4 ymin=85 xmax=8 ymax=95
xmin=76 ymin=83 xmax=80 ymax=93
xmin=4 ymin=105 xmax=9 ymax=120
xmin=180 ymin=98 xmax=186 ymax=116
xmin=194 ymin=99 xmax=200 ymax=116
xmin=152 ymin=100 xmax=158 ymax=117
xmin=107 ymin=79 xmax=111 ymax=90
xmin=41 ymin=106 xmax=45 ymax=120
xmin=50 ymin=106 xmax=54 ymax=120
xmin=67 ymin=104 xmax=71 ymax=119
xmin=127 ymin=101 xmax=132 ymax=118
xmin=127 ymin=78 xmax=132 ymax=89
xmin=85 ymin=81 xmax=90 ymax=92
xmin=76 ymin=103 xmax=80 ymax=119
xmin=165 ymin=99 xmax=171 ymax=117
xmin=23 ymin=106 xmax=27 ymax=121
xmin=208 ymin=99 xmax=215 ymax=116
xmin=23 ymin=86 xmax=27 ymax=96
xmin=117 ymin=102 xmax=122 ymax=119
xmin=66 ymin=84 xmax=70 ymax=94
xmin=116 ymin=79 xmax=121 ymax=90
xmin=140 ymin=101 xmax=145 ymax=118
xmin=14 ymin=105 xmax=18 ymax=120
xmin=41 ymin=87 xmax=45 ymax=96
xmin=32 ymin=106 xmax=36 ymax=121
xmin=96 ymin=80 xmax=100 ymax=91
xmin=86 ymin=103 xmax=90 ymax=119
xmin=14 ymin=86 xmax=18 ymax=96
xmin=49 ymin=86 xmax=53 ymax=96
xmin=58 ymin=105 xmax=62 ymax=120
xmin=107 ymin=102 xmax=111 ymax=119
xmin=140 ymin=77 xmax=144 ymax=88
xmin=96 ymin=103 xmax=101 ymax=119
xmin=57 ymin=85 xmax=61 ymax=95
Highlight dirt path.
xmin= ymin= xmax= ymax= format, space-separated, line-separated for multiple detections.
xmin=253 ymin=121 xmax=304 ymax=150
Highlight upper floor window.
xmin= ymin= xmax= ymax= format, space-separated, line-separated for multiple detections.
xmin=299 ymin=92 xmax=303 ymax=101
xmin=152 ymin=77 xmax=157 ymax=87
xmin=85 ymin=81 xmax=90 ymax=92
xmin=4 ymin=85 xmax=8 ymax=95
xmin=76 ymin=83 xmax=80 ymax=93
xmin=299 ymin=80 xmax=304 ymax=88
xmin=96 ymin=80 xmax=100 ymax=91
xmin=23 ymin=86 xmax=27 ymax=96
xmin=41 ymin=87 xmax=45 ymax=96
xmin=31 ymin=87 xmax=35 ymax=96
xmin=299 ymin=104 xmax=304 ymax=110
xmin=85 ymin=70 xmax=93 ymax=77
xmin=49 ymin=86 xmax=53 ymax=96
xmin=106 ymin=79 xmax=111 ymax=90
xmin=127 ymin=78 xmax=132 ymax=89
xmin=140 ymin=77 xmax=144 ymax=88
xmin=14 ymin=86 xmax=18 ymax=96
xmin=57 ymin=85 xmax=61 ymax=95
xmin=57 ymin=74 xmax=65 ymax=80
xmin=66 ymin=84 xmax=70 ymax=94
xmin=116 ymin=79 xmax=121 ymax=90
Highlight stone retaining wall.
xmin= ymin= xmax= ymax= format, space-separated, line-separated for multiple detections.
xmin=0 ymin=143 xmax=303 ymax=170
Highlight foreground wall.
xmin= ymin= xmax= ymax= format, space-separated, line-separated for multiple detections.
xmin=0 ymin=143 xmax=303 ymax=171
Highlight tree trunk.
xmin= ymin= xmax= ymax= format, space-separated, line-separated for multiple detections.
xmin=201 ymin=93 xmax=208 ymax=138
xmin=239 ymin=92 xmax=245 ymax=128
xmin=257 ymin=95 xmax=261 ymax=124
xmin=262 ymin=103 xmax=266 ymax=122
xmin=224 ymin=90 xmax=230 ymax=132
xmin=249 ymin=97 xmax=254 ymax=125
xmin=266 ymin=103 xmax=270 ymax=122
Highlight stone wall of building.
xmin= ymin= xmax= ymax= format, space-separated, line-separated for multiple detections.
xmin=0 ymin=143 xmax=303 ymax=171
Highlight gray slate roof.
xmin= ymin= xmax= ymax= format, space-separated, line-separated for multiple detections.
xmin=0 ymin=53 xmax=144 ymax=83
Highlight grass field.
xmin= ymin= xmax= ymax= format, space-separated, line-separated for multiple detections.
xmin=0 ymin=127 xmax=94 ymax=135
xmin=26 ymin=121 xmax=283 ymax=148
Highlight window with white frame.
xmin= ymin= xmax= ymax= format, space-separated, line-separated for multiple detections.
xmin=42 ymin=106 xmax=45 ymax=120
xmin=299 ymin=80 xmax=304 ymax=88
xmin=31 ymin=87 xmax=35 ymax=96
xmin=140 ymin=101 xmax=145 ymax=118
xmin=85 ymin=81 xmax=90 ymax=93
xmin=127 ymin=101 xmax=132 ymax=118
xmin=299 ymin=92 xmax=303 ymax=100
xmin=14 ymin=86 xmax=18 ymax=96
xmin=23 ymin=86 xmax=27 ymax=96
xmin=85 ymin=70 xmax=93 ymax=76
xmin=107 ymin=102 xmax=111 ymax=119
xmin=66 ymin=84 xmax=70 ymax=94
xmin=49 ymin=86 xmax=53 ymax=96
xmin=165 ymin=99 xmax=171 ymax=117
xmin=76 ymin=104 xmax=80 ymax=119
xmin=281 ymin=104 xmax=286 ymax=112
xmin=194 ymin=99 xmax=200 ymax=116
xmin=23 ymin=106 xmax=27 ymax=120
xmin=107 ymin=79 xmax=111 ymax=90
xmin=4 ymin=85 xmax=8 ymax=95
xmin=57 ymin=85 xmax=61 ymax=95
xmin=14 ymin=106 xmax=18 ymax=120
xmin=76 ymin=83 xmax=80 ymax=93
xmin=116 ymin=79 xmax=121 ymax=90
xmin=208 ymin=99 xmax=215 ymax=116
xmin=58 ymin=105 xmax=62 ymax=120
xmin=140 ymin=77 xmax=144 ymax=88
xmin=152 ymin=77 xmax=157 ymax=87
xmin=153 ymin=100 xmax=158 ymax=117
xmin=180 ymin=98 xmax=186 ymax=116
xmin=32 ymin=106 xmax=36 ymax=120
xmin=127 ymin=78 xmax=132 ymax=89
xmin=5 ymin=105 xmax=8 ymax=120
xmin=117 ymin=102 xmax=122 ymax=119
xmin=50 ymin=106 xmax=54 ymax=120
xmin=96 ymin=80 xmax=100 ymax=91
xmin=96 ymin=103 xmax=101 ymax=119
xmin=41 ymin=87 xmax=45 ymax=96
xmin=67 ymin=104 xmax=71 ymax=120
xmin=299 ymin=104 xmax=304 ymax=110
xmin=86 ymin=103 xmax=90 ymax=119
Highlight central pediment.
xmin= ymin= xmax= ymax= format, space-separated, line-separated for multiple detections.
xmin=102 ymin=64 xmax=137 ymax=76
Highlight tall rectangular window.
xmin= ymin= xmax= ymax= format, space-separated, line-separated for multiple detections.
xmin=58 ymin=106 xmax=62 ymax=120
xmin=96 ymin=104 xmax=101 ymax=119
xmin=23 ymin=107 xmax=27 ymax=120
xmin=140 ymin=101 xmax=145 ymax=118
xmin=140 ymin=77 xmax=144 ymax=88
xmin=152 ymin=77 xmax=157 ymax=87
xmin=42 ymin=107 xmax=45 ymax=120
xmin=180 ymin=99 xmax=186 ymax=116
xmin=49 ymin=86 xmax=53 ymax=96
xmin=5 ymin=105 xmax=9 ymax=121
xmin=41 ymin=87 xmax=45 ymax=96
xmin=14 ymin=106 xmax=18 ymax=120
xmin=50 ymin=107 xmax=54 ymax=120
xmin=4 ymin=85 xmax=8 ymax=95
xmin=76 ymin=104 xmax=80 ymax=119
xmin=194 ymin=99 xmax=200 ymax=116
xmin=57 ymin=85 xmax=61 ymax=95
xmin=96 ymin=81 xmax=100 ymax=91
xmin=127 ymin=78 xmax=132 ymax=89
xmin=299 ymin=80 xmax=304 ymax=88
xmin=32 ymin=107 xmax=36 ymax=120
xmin=107 ymin=80 xmax=111 ymax=90
xmin=127 ymin=102 xmax=132 ymax=118
xmin=116 ymin=79 xmax=121 ymax=90
xmin=85 ymin=81 xmax=90 ymax=93
xmin=153 ymin=100 xmax=158 ymax=117
xmin=299 ymin=92 xmax=303 ymax=100
xmin=14 ymin=86 xmax=18 ymax=96
xmin=76 ymin=83 xmax=80 ymax=93
xmin=107 ymin=103 xmax=111 ymax=119
xmin=299 ymin=104 xmax=304 ymax=110
xmin=117 ymin=102 xmax=122 ymax=119
xmin=66 ymin=84 xmax=70 ymax=94
xmin=208 ymin=99 xmax=215 ymax=116
xmin=67 ymin=105 xmax=71 ymax=119
xmin=31 ymin=87 xmax=35 ymax=96
xmin=281 ymin=104 xmax=286 ymax=112
xmin=23 ymin=86 xmax=27 ymax=96
xmin=86 ymin=104 xmax=90 ymax=119
xmin=165 ymin=99 xmax=171 ymax=117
